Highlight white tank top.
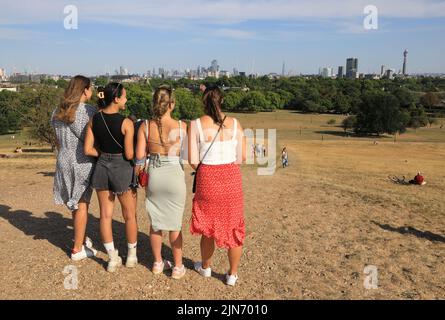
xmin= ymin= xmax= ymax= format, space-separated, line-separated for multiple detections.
xmin=196 ymin=118 xmax=238 ymax=165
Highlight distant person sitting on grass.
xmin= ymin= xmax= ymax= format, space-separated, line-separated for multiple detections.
xmin=409 ymin=172 xmax=426 ymax=186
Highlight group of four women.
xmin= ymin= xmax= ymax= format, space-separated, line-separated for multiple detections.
xmin=51 ymin=75 xmax=246 ymax=286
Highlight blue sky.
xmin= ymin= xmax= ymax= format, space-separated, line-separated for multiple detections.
xmin=0 ymin=0 xmax=444 ymax=75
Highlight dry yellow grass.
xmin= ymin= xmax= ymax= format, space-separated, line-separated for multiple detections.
xmin=0 ymin=110 xmax=444 ymax=300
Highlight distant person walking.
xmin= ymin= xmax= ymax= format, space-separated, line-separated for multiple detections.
xmin=281 ymin=147 xmax=289 ymax=168
xmin=51 ymin=75 xmax=98 ymax=261
xmin=84 ymin=83 xmax=138 ymax=272
xmin=189 ymin=86 xmax=246 ymax=286
xmin=135 ymin=86 xmax=187 ymax=280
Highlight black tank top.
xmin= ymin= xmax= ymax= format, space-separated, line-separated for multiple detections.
xmin=92 ymin=112 xmax=126 ymax=154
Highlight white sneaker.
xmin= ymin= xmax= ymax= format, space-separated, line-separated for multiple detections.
xmin=84 ymin=237 xmax=98 ymax=256
xmin=125 ymin=248 xmax=138 ymax=268
xmin=107 ymin=250 xmax=122 ymax=273
xmin=152 ymin=260 xmax=173 ymax=275
xmin=71 ymin=245 xmax=96 ymax=261
xmin=194 ymin=262 xmax=212 ymax=278
xmin=225 ymin=274 xmax=239 ymax=286
xmin=172 ymin=265 xmax=186 ymax=280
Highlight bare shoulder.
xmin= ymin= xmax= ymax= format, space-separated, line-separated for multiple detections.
xmin=123 ymin=118 xmax=134 ymax=131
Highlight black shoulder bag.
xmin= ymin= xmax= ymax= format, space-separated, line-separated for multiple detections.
xmin=192 ymin=116 xmax=227 ymax=193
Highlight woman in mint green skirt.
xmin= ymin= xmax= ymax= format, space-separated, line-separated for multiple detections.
xmin=135 ymin=86 xmax=187 ymax=280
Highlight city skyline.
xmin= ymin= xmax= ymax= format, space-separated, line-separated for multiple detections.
xmin=1 ymin=0 xmax=445 ymax=75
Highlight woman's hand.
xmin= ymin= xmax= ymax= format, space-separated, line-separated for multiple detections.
xmin=135 ymin=164 xmax=144 ymax=176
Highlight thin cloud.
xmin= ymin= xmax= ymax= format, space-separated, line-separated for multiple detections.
xmin=1 ymin=0 xmax=445 ymax=26
xmin=0 ymin=27 xmax=45 ymax=40
xmin=213 ymin=28 xmax=257 ymax=40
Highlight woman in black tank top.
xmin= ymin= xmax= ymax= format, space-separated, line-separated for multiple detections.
xmin=84 ymin=82 xmax=139 ymax=273
xmin=91 ymin=112 xmax=126 ymax=154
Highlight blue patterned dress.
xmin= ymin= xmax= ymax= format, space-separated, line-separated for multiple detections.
xmin=51 ymin=103 xmax=97 ymax=211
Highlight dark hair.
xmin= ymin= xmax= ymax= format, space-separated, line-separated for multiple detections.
xmin=55 ymin=75 xmax=91 ymax=124
xmin=202 ymin=86 xmax=224 ymax=126
xmin=97 ymin=82 xmax=124 ymax=109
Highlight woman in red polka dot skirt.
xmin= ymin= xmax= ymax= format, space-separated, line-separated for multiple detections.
xmin=188 ymin=86 xmax=246 ymax=286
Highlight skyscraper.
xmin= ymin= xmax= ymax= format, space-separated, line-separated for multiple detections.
xmin=380 ymin=65 xmax=386 ymax=76
xmin=282 ymin=61 xmax=286 ymax=77
xmin=210 ymin=60 xmax=219 ymax=73
xmin=346 ymin=58 xmax=358 ymax=79
xmin=319 ymin=67 xmax=334 ymax=78
xmin=403 ymin=50 xmax=408 ymax=76
xmin=337 ymin=66 xmax=344 ymax=78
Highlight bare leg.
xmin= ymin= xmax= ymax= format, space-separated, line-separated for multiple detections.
xmin=169 ymin=231 xmax=183 ymax=267
xmin=72 ymin=200 xmax=88 ymax=252
xmin=150 ymin=226 xmax=163 ymax=263
xmin=201 ymin=236 xmax=215 ymax=269
xmin=97 ymin=190 xmax=115 ymax=244
xmin=228 ymin=246 xmax=243 ymax=276
xmin=117 ymin=189 xmax=138 ymax=244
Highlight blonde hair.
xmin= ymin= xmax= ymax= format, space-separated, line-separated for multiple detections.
xmin=54 ymin=75 xmax=91 ymax=124
xmin=152 ymin=86 xmax=175 ymax=145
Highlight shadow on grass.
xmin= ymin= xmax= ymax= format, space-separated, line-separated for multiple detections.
xmin=22 ymin=148 xmax=53 ymax=153
xmin=372 ymin=221 xmax=445 ymax=243
xmin=37 ymin=171 xmax=55 ymax=177
xmin=0 ymin=204 xmax=222 ymax=278
xmin=314 ymin=130 xmax=390 ymax=139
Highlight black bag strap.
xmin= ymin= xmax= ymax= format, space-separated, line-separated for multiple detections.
xmin=100 ymin=111 xmax=123 ymax=150
xmin=195 ymin=115 xmax=227 ymax=172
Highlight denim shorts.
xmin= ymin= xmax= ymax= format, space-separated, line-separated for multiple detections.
xmin=91 ymin=153 xmax=136 ymax=194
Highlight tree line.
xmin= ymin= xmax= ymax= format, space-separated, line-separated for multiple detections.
xmin=1 ymin=76 xmax=444 ymax=143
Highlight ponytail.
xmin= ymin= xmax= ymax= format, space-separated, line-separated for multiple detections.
xmin=202 ymin=86 xmax=224 ymax=126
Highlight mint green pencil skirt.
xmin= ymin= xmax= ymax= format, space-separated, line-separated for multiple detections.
xmin=145 ymin=154 xmax=186 ymax=232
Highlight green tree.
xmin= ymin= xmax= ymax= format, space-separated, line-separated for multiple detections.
xmin=392 ymin=87 xmax=415 ymax=108
xmin=408 ymin=105 xmax=428 ymax=129
xmin=174 ymin=88 xmax=203 ymax=120
xmin=26 ymin=86 xmax=63 ymax=149
xmin=420 ymin=92 xmax=440 ymax=112
xmin=239 ymin=91 xmax=268 ymax=113
xmin=265 ymin=92 xmax=283 ymax=110
xmin=355 ymin=92 xmax=409 ymax=135
xmin=0 ymin=90 xmax=22 ymax=134
xmin=223 ymin=90 xmax=244 ymax=111
xmin=124 ymin=84 xmax=152 ymax=119
xmin=342 ymin=115 xmax=357 ymax=134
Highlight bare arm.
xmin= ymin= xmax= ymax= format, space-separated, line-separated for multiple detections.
xmin=135 ymin=122 xmax=147 ymax=175
xmin=122 ymin=118 xmax=134 ymax=161
xmin=237 ymin=121 xmax=247 ymax=164
xmin=84 ymin=120 xmax=100 ymax=157
xmin=188 ymin=120 xmax=199 ymax=170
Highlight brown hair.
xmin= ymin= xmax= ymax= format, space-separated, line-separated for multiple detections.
xmin=203 ymin=86 xmax=225 ymax=126
xmin=54 ymin=75 xmax=91 ymax=124
xmin=152 ymin=86 xmax=175 ymax=145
